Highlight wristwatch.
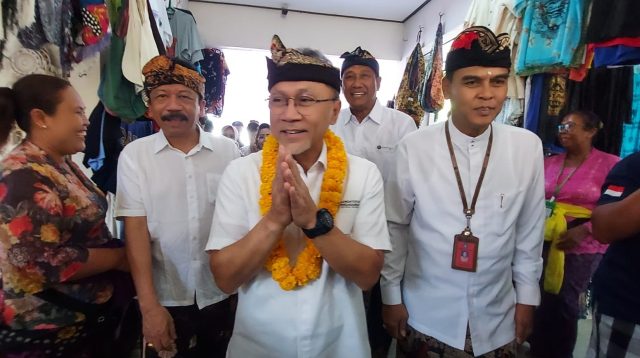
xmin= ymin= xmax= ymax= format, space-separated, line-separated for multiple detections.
xmin=302 ymin=208 xmax=334 ymax=239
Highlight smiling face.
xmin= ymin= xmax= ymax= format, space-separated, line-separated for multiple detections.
xmin=443 ymin=66 xmax=509 ymax=136
xmin=269 ymin=81 xmax=341 ymax=166
xmin=39 ymin=86 xmax=88 ymax=155
xmin=341 ymin=65 xmax=380 ymax=116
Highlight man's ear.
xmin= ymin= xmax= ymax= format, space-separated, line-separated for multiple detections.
xmin=199 ymin=99 xmax=206 ymax=117
xmin=442 ymin=77 xmax=452 ymax=100
xmin=329 ymin=99 xmax=341 ymax=125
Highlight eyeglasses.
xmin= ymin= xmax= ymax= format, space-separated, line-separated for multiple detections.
xmin=267 ymin=95 xmax=338 ymax=114
xmin=557 ymin=122 xmax=578 ymax=133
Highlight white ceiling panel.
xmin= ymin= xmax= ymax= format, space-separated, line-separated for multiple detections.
xmin=191 ymin=0 xmax=428 ymax=22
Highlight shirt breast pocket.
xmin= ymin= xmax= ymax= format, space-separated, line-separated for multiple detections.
xmin=489 ymin=189 xmax=524 ymax=236
xmin=206 ymin=174 xmax=221 ymax=204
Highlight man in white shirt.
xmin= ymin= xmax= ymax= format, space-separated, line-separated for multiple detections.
xmin=206 ymin=35 xmax=391 ymax=358
xmin=331 ymin=46 xmax=416 ymax=357
xmin=331 ymin=47 xmax=416 ymax=180
xmin=116 ymin=56 xmax=240 ymax=357
xmin=381 ymin=26 xmax=545 ymax=357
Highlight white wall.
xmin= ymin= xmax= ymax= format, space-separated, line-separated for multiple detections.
xmin=189 ymin=2 xmax=405 ymax=60
xmin=402 ymin=0 xmax=472 ymax=58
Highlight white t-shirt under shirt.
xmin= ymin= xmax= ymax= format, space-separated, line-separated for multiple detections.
xmin=116 ymin=129 xmax=240 ymax=308
xmin=206 ymin=144 xmax=391 ymax=357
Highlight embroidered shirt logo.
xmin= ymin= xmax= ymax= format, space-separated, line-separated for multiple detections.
xmin=340 ymin=200 xmax=360 ymax=208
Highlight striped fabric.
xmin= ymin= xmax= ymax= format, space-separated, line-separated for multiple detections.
xmin=588 ymin=307 xmax=640 ymax=358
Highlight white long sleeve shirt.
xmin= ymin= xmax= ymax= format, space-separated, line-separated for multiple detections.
xmin=331 ymin=100 xmax=417 ymax=180
xmin=381 ymin=121 xmax=545 ymax=355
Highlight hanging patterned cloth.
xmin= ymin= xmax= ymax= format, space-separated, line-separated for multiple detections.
xmin=420 ymin=21 xmax=445 ymax=114
xmin=396 ymin=42 xmax=425 ymax=127
xmin=200 ymin=48 xmax=230 ymax=116
xmin=0 ymin=0 xmax=19 ymax=66
xmin=73 ymin=0 xmax=111 ymax=61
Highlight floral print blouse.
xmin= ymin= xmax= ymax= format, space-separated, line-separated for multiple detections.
xmin=0 ymin=141 xmax=116 ymax=330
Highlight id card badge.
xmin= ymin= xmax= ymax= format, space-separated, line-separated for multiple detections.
xmin=451 ymin=231 xmax=479 ymax=272
xmin=545 ymin=198 xmax=556 ymax=218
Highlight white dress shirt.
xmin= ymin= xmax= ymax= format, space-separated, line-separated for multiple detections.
xmin=381 ymin=121 xmax=545 ymax=355
xmin=331 ymin=100 xmax=416 ymax=179
xmin=206 ymin=145 xmax=391 ymax=358
xmin=116 ymin=129 xmax=240 ymax=308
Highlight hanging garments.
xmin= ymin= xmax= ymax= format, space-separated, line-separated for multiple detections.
xmin=148 ymin=0 xmax=173 ymax=49
xmin=200 ymin=48 xmax=230 ymax=116
xmin=73 ymin=0 xmax=111 ymax=62
xmin=515 ymin=0 xmax=586 ymax=75
xmin=586 ymin=0 xmax=640 ymax=43
xmin=396 ymin=43 xmax=425 ymax=127
xmin=98 ymin=2 xmax=146 ymax=123
xmin=167 ymin=8 xmax=204 ymax=64
xmin=0 ymin=0 xmax=18 ymax=63
xmin=122 ymin=0 xmax=159 ymax=91
xmin=620 ymin=66 xmax=640 ymax=158
xmin=566 ymin=67 xmax=634 ymax=154
xmin=420 ymin=21 xmax=444 ymax=114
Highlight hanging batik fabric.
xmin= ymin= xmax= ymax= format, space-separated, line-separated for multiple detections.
xmin=200 ymin=48 xmax=230 ymax=116
xmin=420 ymin=21 xmax=444 ymax=114
xmin=396 ymin=43 xmax=425 ymax=127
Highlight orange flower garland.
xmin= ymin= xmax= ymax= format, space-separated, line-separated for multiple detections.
xmin=260 ymin=130 xmax=347 ymax=290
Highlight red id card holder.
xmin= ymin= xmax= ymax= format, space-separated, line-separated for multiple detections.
xmin=451 ymin=231 xmax=479 ymax=272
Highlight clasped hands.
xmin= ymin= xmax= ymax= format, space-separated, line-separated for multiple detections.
xmin=265 ymin=145 xmax=318 ymax=231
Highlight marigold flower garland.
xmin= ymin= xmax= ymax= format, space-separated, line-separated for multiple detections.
xmin=260 ymin=130 xmax=347 ymax=290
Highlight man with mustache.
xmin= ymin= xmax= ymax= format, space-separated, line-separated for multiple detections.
xmin=116 ymin=55 xmax=240 ymax=357
xmin=381 ymin=27 xmax=545 ymax=357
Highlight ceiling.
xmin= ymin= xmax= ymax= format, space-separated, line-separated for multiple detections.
xmin=190 ymin=0 xmax=429 ymax=22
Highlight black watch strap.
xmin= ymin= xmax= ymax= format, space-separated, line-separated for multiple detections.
xmin=302 ymin=208 xmax=334 ymax=239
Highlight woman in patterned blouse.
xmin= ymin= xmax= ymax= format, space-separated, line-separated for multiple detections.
xmin=0 ymin=74 xmax=129 ymax=357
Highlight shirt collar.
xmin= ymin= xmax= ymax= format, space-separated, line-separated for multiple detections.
xmin=346 ymin=99 xmax=383 ymax=126
xmin=153 ymin=126 xmax=213 ymax=154
xmin=448 ymin=119 xmax=492 ymax=147
xmin=296 ymin=143 xmax=328 ymax=174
